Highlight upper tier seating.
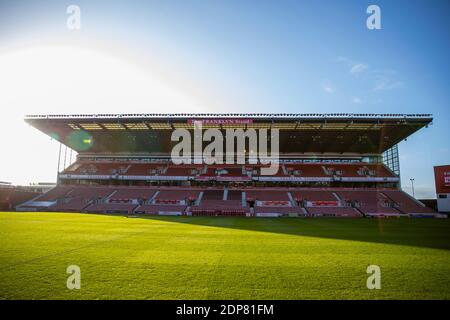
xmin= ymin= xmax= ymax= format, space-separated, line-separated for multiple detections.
xmin=368 ymin=164 xmax=396 ymax=177
xmin=122 ymin=163 xmax=164 ymax=176
xmin=65 ymin=162 xmax=128 ymax=175
xmin=285 ymin=163 xmax=396 ymax=178
xmin=163 ymin=166 xmax=200 ymax=176
xmin=257 ymin=165 xmax=287 ymax=177
xmin=216 ymin=166 xmax=244 ymax=177
xmin=323 ymin=164 xmax=361 ymax=177
xmin=286 ymin=164 xmax=327 ymax=177
xmin=61 ymin=162 xmax=397 ymax=181
xmin=332 ymin=163 xmax=396 ymax=178
xmin=200 ymin=166 xmax=217 ymax=177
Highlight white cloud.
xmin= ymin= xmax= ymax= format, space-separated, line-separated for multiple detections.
xmin=336 ymin=57 xmax=369 ymax=75
xmin=322 ymin=80 xmax=336 ymax=93
xmin=337 ymin=58 xmax=404 ymax=92
xmin=373 ymin=78 xmax=404 ymax=91
xmin=371 ymin=69 xmax=404 ymax=91
xmin=352 ymin=97 xmax=362 ymax=104
xmin=336 ymin=57 xmax=348 ymax=63
xmin=323 ymin=85 xmax=335 ymax=93
xmin=350 ymin=63 xmax=368 ymax=74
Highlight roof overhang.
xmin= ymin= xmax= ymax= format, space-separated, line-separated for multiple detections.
xmin=25 ymin=113 xmax=433 ymax=155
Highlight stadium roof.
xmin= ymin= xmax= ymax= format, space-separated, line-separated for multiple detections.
xmin=25 ymin=113 xmax=432 ymax=155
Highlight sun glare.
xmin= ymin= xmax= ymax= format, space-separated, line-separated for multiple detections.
xmin=0 ymin=45 xmax=208 ymax=184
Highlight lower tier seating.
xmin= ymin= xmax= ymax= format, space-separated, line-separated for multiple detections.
xmin=191 ymin=199 xmax=248 ymax=216
xmin=306 ymin=207 xmax=362 ymax=217
xmin=134 ymin=204 xmax=187 ymax=215
xmin=109 ymin=188 xmax=156 ymax=202
xmin=337 ymin=190 xmax=401 ymax=215
xmin=51 ymin=197 xmax=92 ymax=212
xmin=254 ymin=206 xmax=305 ymax=216
xmin=86 ymin=203 xmax=138 ymax=214
xmin=382 ymin=190 xmax=435 ymax=214
xmin=20 ymin=185 xmax=436 ymax=217
xmin=190 ymin=204 xmax=249 ymax=216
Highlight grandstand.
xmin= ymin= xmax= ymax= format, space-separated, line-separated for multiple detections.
xmin=0 ymin=183 xmax=53 ymax=211
xmin=17 ymin=113 xmax=438 ymax=217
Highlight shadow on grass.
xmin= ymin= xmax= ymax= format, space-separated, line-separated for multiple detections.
xmin=13 ymin=211 xmax=448 ymax=251
xmin=129 ymin=215 xmax=450 ymax=251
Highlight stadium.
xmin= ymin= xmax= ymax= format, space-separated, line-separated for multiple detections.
xmin=1 ymin=0 xmax=450 ymax=307
xmin=2 ymin=112 xmax=449 ymax=300
xmin=15 ymin=113 xmax=438 ymax=218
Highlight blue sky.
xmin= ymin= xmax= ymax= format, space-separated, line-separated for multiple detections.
xmin=0 ymin=0 xmax=448 ymax=197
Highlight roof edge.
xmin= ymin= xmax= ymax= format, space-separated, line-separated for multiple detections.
xmin=24 ymin=113 xmax=433 ymax=120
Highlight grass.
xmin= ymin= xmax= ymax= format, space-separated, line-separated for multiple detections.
xmin=0 ymin=211 xmax=449 ymax=300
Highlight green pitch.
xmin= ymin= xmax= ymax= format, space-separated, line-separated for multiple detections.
xmin=1 ymin=212 xmax=449 ymax=300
